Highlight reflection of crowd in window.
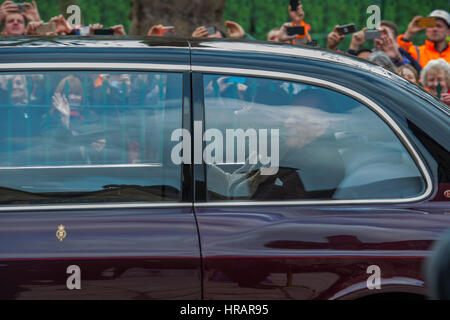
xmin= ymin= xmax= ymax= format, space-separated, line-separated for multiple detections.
xmin=0 ymin=72 xmax=176 ymax=166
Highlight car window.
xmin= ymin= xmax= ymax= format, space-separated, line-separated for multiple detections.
xmin=203 ymin=74 xmax=427 ymax=201
xmin=0 ymin=71 xmax=183 ymax=205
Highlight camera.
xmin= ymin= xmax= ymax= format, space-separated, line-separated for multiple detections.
xmin=14 ymin=2 xmax=27 ymax=12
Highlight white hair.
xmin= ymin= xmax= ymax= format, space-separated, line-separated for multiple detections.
xmin=369 ymin=51 xmax=397 ymax=73
xmin=420 ymin=58 xmax=450 ymax=88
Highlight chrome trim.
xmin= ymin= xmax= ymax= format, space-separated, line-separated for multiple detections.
xmin=0 ymin=63 xmax=190 ymax=71
xmin=193 ymin=42 xmax=394 ymax=79
xmin=0 ymin=202 xmax=193 ymax=212
xmin=0 ymin=163 xmax=162 ymax=170
xmin=192 ymin=65 xmax=434 ymax=206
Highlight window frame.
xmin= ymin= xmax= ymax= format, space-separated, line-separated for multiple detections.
xmin=193 ymin=66 xmax=433 ymax=206
xmin=0 ymin=62 xmax=193 ymax=211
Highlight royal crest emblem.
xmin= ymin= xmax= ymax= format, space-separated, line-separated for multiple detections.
xmin=56 ymin=225 xmax=67 ymax=242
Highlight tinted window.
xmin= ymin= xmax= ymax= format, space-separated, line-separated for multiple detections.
xmin=0 ymin=71 xmax=183 ymax=204
xmin=203 ymin=74 xmax=426 ymax=201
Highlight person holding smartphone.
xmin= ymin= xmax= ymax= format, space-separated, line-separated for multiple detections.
xmin=278 ymin=0 xmax=311 ymax=45
xmin=0 ymin=1 xmax=41 ymax=36
xmin=398 ymin=10 xmax=450 ymax=68
xmin=374 ymin=25 xmax=422 ymax=74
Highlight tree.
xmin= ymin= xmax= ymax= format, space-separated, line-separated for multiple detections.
xmin=131 ymin=0 xmax=227 ymax=36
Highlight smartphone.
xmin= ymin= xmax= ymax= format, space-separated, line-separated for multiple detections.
xmin=290 ymin=0 xmax=299 ymax=11
xmin=337 ymin=24 xmax=357 ymax=35
xmin=206 ymin=26 xmax=217 ymax=35
xmin=436 ymin=83 xmax=442 ymax=99
xmin=78 ymin=26 xmax=90 ymax=36
xmin=93 ymin=28 xmax=114 ymax=35
xmin=36 ymin=22 xmax=56 ymax=35
xmin=417 ymin=17 xmax=437 ymax=28
xmin=157 ymin=26 xmax=175 ymax=36
xmin=14 ymin=2 xmax=26 ymax=12
xmin=287 ymin=26 xmax=305 ymax=36
xmin=365 ymin=29 xmax=382 ymax=40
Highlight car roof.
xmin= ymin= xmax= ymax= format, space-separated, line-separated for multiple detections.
xmin=0 ymin=36 xmax=391 ymax=76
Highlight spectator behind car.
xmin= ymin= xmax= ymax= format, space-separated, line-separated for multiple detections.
xmin=192 ymin=21 xmax=254 ymax=40
xmin=420 ymin=58 xmax=450 ymax=106
xmin=147 ymin=25 xmax=177 ymax=37
xmin=356 ymin=49 xmax=372 ymax=60
xmin=1 ymin=12 xmax=26 ymax=35
xmin=398 ymin=10 xmax=450 ymax=67
xmin=346 ymin=28 xmax=371 ymax=59
xmin=380 ymin=21 xmax=399 ymax=38
xmin=0 ymin=1 xmax=41 ymax=36
xmin=326 ymin=26 xmax=372 ymax=60
xmin=376 ymin=24 xmax=422 ymax=74
xmin=398 ymin=64 xmax=419 ymax=84
xmin=369 ymin=51 xmax=397 ymax=74
xmin=267 ymin=28 xmax=281 ymax=42
xmin=278 ymin=0 xmax=311 ymax=45
xmin=326 ymin=25 xmax=345 ymax=51
xmin=192 ymin=26 xmax=227 ymax=38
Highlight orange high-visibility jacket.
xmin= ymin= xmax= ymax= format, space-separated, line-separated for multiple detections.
xmin=397 ymin=34 xmax=450 ymax=67
xmin=292 ymin=21 xmax=312 ymax=45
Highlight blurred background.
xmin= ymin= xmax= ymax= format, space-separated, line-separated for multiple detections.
xmin=38 ymin=0 xmax=448 ymax=48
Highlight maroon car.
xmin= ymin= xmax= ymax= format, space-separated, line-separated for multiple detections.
xmin=0 ymin=37 xmax=448 ymax=300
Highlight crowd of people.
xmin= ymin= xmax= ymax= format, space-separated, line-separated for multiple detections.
xmin=0 ymin=0 xmax=449 ymax=106
xmin=269 ymin=3 xmax=450 ymax=106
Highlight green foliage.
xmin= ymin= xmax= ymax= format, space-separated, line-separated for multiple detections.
xmin=32 ymin=0 xmax=449 ymax=48
xmin=224 ymin=0 xmax=449 ymax=48
xmin=36 ymin=0 xmax=132 ymax=32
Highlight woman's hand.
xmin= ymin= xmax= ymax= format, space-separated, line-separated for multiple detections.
xmin=441 ymin=93 xmax=450 ymax=106
xmin=52 ymin=92 xmax=71 ymax=129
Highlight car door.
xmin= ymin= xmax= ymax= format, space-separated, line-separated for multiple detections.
xmin=191 ymin=59 xmax=450 ymax=300
xmin=0 ymin=59 xmax=201 ymax=299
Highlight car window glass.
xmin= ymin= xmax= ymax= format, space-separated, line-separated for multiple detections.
xmin=0 ymin=71 xmax=183 ymax=204
xmin=203 ymin=74 xmax=426 ymax=201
